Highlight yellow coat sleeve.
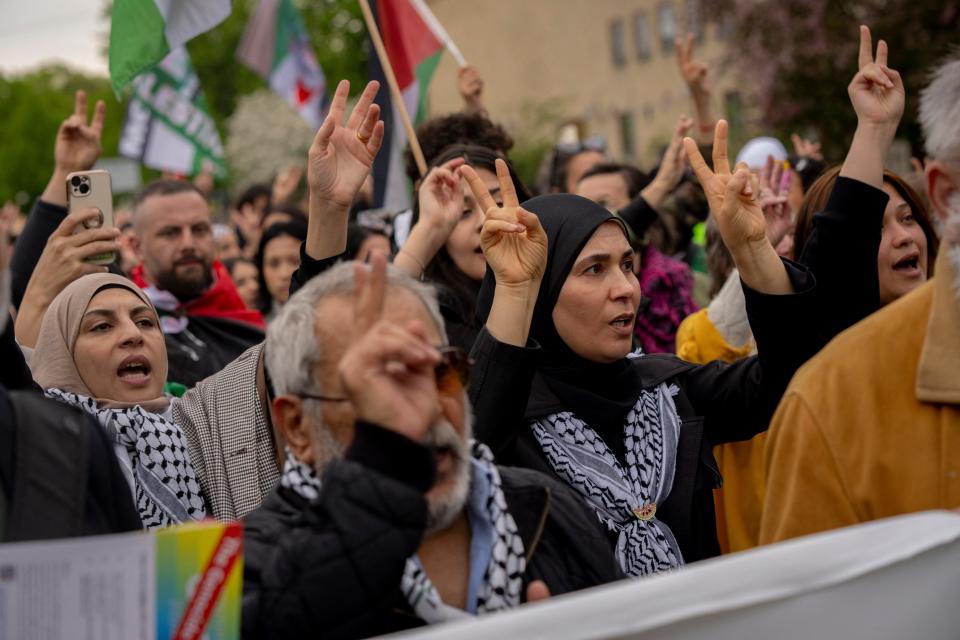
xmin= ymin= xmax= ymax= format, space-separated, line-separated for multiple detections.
xmin=759 ymin=390 xmax=861 ymax=544
xmin=676 ymin=309 xmax=753 ymax=365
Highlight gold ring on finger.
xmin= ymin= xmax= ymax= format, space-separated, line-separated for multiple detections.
xmin=356 ymin=131 xmax=371 ymax=144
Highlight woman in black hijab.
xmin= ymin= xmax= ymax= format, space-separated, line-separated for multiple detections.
xmin=463 ymin=126 xmax=822 ymax=576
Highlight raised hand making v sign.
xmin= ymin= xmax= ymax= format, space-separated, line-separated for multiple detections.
xmin=460 ymin=158 xmax=548 ymax=346
xmin=339 ymin=253 xmax=442 ymax=441
xmin=674 ymin=33 xmax=716 ymax=144
xmin=41 ymin=90 xmax=106 ymax=207
xmin=683 ymin=121 xmax=792 ymax=295
xmin=306 ymin=79 xmax=385 ymax=261
xmin=840 ymin=25 xmax=905 ymax=189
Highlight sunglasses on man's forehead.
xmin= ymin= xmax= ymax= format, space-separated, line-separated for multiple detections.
xmin=299 ymin=346 xmax=472 ymax=403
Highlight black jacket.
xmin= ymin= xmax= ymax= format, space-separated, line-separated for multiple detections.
xmin=0 ymin=387 xmax=141 ymax=541
xmin=241 ymin=421 xmax=622 ymax=639
xmin=467 ymin=176 xmax=887 ymax=564
xmin=468 ymin=261 xmax=818 ymax=563
xmin=163 ymin=316 xmax=264 ymax=387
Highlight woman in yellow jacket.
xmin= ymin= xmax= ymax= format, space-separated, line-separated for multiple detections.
xmin=679 ymin=163 xmax=938 ymax=553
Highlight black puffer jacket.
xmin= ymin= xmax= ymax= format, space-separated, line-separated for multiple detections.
xmin=241 ymin=422 xmax=623 ymax=639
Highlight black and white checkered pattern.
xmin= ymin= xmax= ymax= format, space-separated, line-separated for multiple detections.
xmin=281 ymin=441 xmax=524 ymax=622
xmin=46 ymin=389 xmax=206 ymax=530
xmin=531 ymin=382 xmax=684 ymax=576
xmin=173 ymin=344 xmax=280 ymax=521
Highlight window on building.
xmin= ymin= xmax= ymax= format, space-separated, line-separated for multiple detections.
xmin=657 ymin=2 xmax=677 ymax=53
xmin=619 ymin=111 xmax=636 ymax=159
xmin=685 ymin=0 xmax=702 ymax=41
xmin=610 ymin=18 xmax=627 ymax=68
xmin=633 ymin=12 xmax=652 ymax=61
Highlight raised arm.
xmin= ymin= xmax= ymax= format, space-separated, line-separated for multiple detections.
xmin=458 ymin=64 xmax=486 ymax=115
xmin=393 ymin=156 xmax=466 ymax=279
xmin=839 ymin=25 xmax=904 ymax=189
xmin=15 ymin=208 xmax=119 ymax=348
xmin=684 ymin=121 xmax=792 ymax=295
xmin=304 ymin=80 xmax=384 ymax=262
xmin=461 ymin=159 xmax=548 ymax=347
xmin=674 ymin=33 xmax=716 ymax=145
xmin=290 ymin=80 xmax=384 ymax=295
xmin=11 ymin=90 xmax=105 ymax=307
xmin=799 ymin=25 xmax=904 ymax=342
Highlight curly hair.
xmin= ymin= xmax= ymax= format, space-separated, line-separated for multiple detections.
xmin=403 ymin=112 xmax=514 ymax=184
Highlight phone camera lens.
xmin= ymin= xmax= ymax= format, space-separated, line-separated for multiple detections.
xmin=71 ymin=176 xmax=82 ymax=187
xmin=79 ymin=184 xmax=90 ymax=195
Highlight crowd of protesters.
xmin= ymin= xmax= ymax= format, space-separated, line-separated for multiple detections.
xmin=0 ymin=22 xmax=958 ymax=638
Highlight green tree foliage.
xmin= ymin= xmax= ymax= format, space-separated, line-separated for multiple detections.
xmin=709 ymin=0 xmax=959 ymax=160
xmin=186 ymin=0 xmax=369 ymax=131
xmin=0 ymin=66 xmax=122 ymax=203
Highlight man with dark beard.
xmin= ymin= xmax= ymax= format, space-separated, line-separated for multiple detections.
xmin=240 ymin=255 xmax=622 ymax=639
xmin=129 ymin=180 xmax=265 ymax=386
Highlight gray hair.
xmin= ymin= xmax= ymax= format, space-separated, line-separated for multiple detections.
xmin=265 ymin=260 xmax=447 ymax=397
xmin=919 ymin=51 xmax=960 ymax=164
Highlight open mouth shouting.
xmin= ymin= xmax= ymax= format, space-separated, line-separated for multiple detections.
xmin=609 ymin=312 xmax=635 ymax=335
xmin=117 ymin=354 xmax=153 ymax=388
xmin=892 ymin=251 xmax=923 ymax=278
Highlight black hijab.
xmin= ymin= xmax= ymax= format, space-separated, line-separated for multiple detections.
xmin=476 ymin=194 xmax=643 ymax=441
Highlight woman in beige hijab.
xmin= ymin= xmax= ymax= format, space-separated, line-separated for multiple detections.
xmin=31 ymin=273 xmax=206 ymax=529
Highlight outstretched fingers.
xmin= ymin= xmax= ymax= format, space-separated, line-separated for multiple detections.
xmin=91 ymin=100 xmax=106 ymax=136
xmin=347 ymin=80 xmax=381 ymax=131
xmin=683 ymin=136 xmax=712 ymax=186
xmin=313 ymin=80 xmax=349 ymax=153
xmin=329 ymin=79 xmax=350 ymax=127
xmin=459 ymin=165 xmax=498 ymax=214
xmin=858 ymin=25 xmax=873 ymax=69
xmin=353 ymin=252 xmax=387 ymax=336
xmin=712 ymin=120 xmax=730 ymax=176
xmin=366 ymin=120 xmax=386 ymax=156
xmin=356 ymin=102 xmax=381 ymax=146
xmin=494 ymin=158 xmax=519 ymax=208
xmin=74 ymin=90 xmax=87 ymax=119
xmin=875 ymin=39 xmax=888 ymax=68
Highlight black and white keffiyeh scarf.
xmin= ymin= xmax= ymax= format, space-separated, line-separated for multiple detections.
xmin=531 ymin=381 xmax=684 ymax=577
xmin=45 ymin=389 xmax=207 ymax=530
xmin=280 ymin=440 xmax=525 ymax=623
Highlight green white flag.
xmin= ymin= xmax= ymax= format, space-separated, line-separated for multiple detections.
xmin=118 ymin=48 xmax=227 ymax=178
xmin=109 ymin=0 xmax=231 ymax=96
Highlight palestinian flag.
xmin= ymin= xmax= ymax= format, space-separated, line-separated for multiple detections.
xmin=369 ymin=0 xmax=463 ymax=212
xmin=109 ymin=0 xmax=231 ymax=96
xmin=377 ymin=0 xmax=462 ymax=124
xmin=236 ymin=0 xmax=328 ymax=130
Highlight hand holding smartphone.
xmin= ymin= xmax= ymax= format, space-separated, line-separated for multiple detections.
xmin=66 ymin=170 xmax=115 ymax=265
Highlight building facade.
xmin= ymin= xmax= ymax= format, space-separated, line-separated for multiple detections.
xmin=424 ymin=0 xmax=744 ymax=169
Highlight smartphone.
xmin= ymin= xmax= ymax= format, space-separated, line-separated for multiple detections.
xmin=66 ymin=169 xmax=115 ymax=265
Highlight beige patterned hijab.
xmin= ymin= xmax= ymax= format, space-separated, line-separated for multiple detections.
xmin=31 ymin=273 xmax=169 ymax=411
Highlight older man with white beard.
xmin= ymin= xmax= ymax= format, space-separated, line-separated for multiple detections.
xmin=759 ymin=50 xmax=960 ymax=544
xmin=240 ymin=255 xmax=622 ymax=639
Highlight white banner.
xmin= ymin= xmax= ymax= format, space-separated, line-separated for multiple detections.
xmin=119 ymin=47 xmax=227 ymax=178
xmin=391 ymin=511 xmax=960 ymax=640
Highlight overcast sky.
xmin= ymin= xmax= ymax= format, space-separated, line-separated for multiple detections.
xmin=0 ymin=0 xmax=109 ymax=76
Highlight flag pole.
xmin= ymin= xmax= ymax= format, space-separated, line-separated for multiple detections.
xmin=358 ymin=0 xmax=428 ymax=179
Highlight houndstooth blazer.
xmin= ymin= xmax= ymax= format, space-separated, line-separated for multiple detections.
xmin=173 ymin=343 xmax=280 ymax=520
